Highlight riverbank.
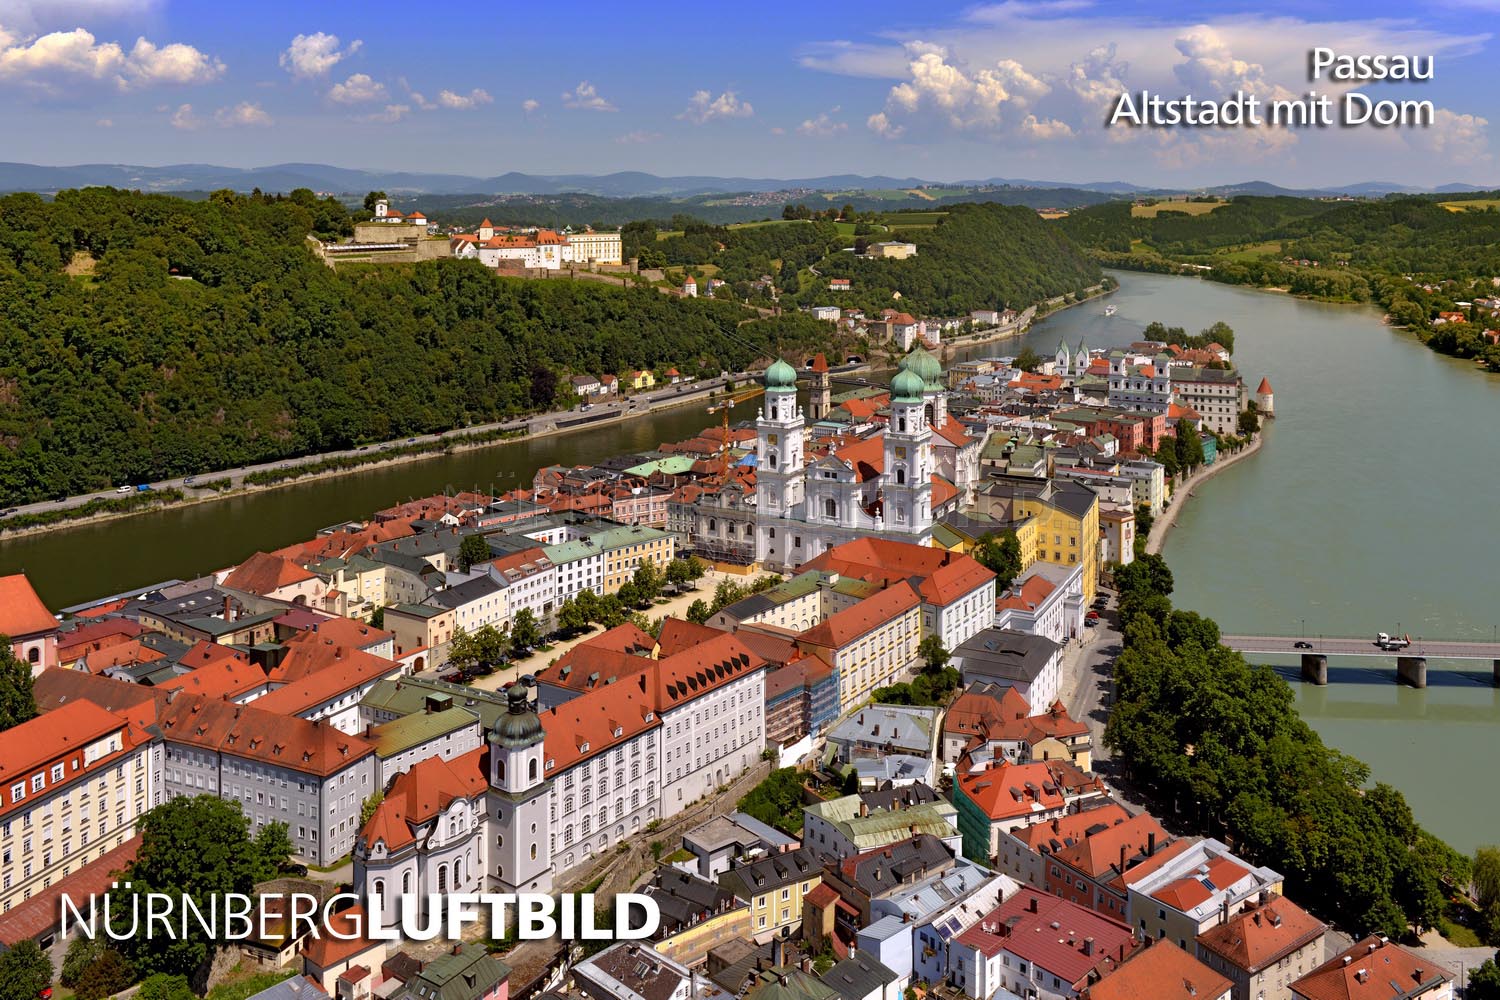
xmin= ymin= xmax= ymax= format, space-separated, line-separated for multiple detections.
xmin=937 ymin=283 xmax=1119 ymax=359
xmin=1144 ymin=430 xmax=1265 ymax=555
xmin=0 ymin=375 xmax=745 ymax=541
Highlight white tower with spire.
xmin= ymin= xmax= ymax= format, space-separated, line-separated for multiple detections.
xmin=755 ymin=359 xmax=805 ymax=517
xmin=883 ymin=368 xmax=934 ymax=535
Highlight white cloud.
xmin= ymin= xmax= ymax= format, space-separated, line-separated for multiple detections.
xmin=0 ymin=26 xmax=223 ymax=91
xmin=875 ymin=42 xmax=1048 ymax=133
xmin=359 ymin=103 xmax=409 ymax=124
xmin=521 ymin=97 xmax=539 ymax=113
xmin=215 ymin=100 xmax=271 ymax=127
xmin=0 ymin=0 xmax=159 ymax=32
xmin=562 ymin=80 xmax=615 ymax=111
xmin=867 ymin=111 xmax=904 ymax=139
xmin=1422 ymin=109 xmax=1490 ymax=165
xmin=614 ymin=129 xmax=660 ymax=144
xmin=797 ymin=107 xmax=847 ymax=136
xmin=437 ymin=87 xmax=491 ymax=110
xmin=1018 ymin=113 xmax=1073 ymax=139
xmin=327 ymin=71 xmax=385 ymax=104
xmin=94 ymin=115 xmax=110 ymax=125
xmin=279 ymin=31 xmax=359 ymax=78
xmin=678 ymin=88 xmax=752 ymax=124
xmin=170 ymin=100 xmax=272 ymax=130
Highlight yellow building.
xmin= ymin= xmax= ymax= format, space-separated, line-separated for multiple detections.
xmin=717 ymin=848 xmax=823 ymax=943
xmin=932 ymin=514 xmax=1039 ymax=571
xmin=654 ymin=902 xmax=752 ymax=968
xmin=0 ymin=700 xmax=154 ymax=913
xmin=975 ymin=476 xmax=1100 ymax=600
xmin=596 ymin=524 xmax=676 ymax=593
xmin=628 ymin=369 xmax=656 ymax=391
xmin=797 ymin=582 xmax=923 ymax=714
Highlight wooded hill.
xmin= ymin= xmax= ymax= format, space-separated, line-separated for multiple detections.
xmin=0 ymin=187 xmax=833 ymax=504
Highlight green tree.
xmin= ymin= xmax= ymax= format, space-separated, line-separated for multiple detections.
xmin=1469 ymin=955 xmax=1500 ymax=1000
xmin=557 ymin=597 xmax=589 ymax=635
xmin=1134 ymin=503 xmax=1155 ymax=537
xmin=1237 ymin=409 xmax=1260 ymax=436
xmin=360 ymin=790 xmax=385 ymax=827
xmin=0 ymin=939 xmax=54 ymax=1000
xmin=62 ymin=935 xmax=106 ymax=987
xmin=686 ymin=599 xmax=711 ymax=625
xmin=918 ymin=635 xmax=950 ymax=673
xmin=633 ymin=561 xmax=663 ymax=603
xmin=74 ymin=949 xmax=135 ymax=1000
xmin=362 ymin=190 xmax=388 ymax=213
xmin=509 ymin=608 xmax=541 ymax=652
xmin=973 ymin=531 xmax=1022 ymax=589
xmin=116 ymin=796 xmax=272 ymax=978
xmin=842 ymin=768 xmax=860 ymax=793
xmin=0 ymin=638 xmax=38 ymax=732
xmin=1014 ymin=346 xmax=1044 ymax=372
xmin=253 ymin=821 xmax=294 ymax=882
xmin=616 ymin=581 xmax=642 ymax=609
xmin=136 ymin=973 xmax=196 ymax=1000
xmin=458 ymin=534 xmax=492 ymax=573
xmin=737 ymin=768 xmax=806 ymax=835
xmin=448 ymin=624 xmax=509 ymax=671
xmin=1475 ymin=847 xmax=1500 ymax=943
xmin=369 ymin=606 xmax=385 ymax=630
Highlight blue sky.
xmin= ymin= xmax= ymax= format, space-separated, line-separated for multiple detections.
xmin=0 ymin=0 xmax=1495 ymax=186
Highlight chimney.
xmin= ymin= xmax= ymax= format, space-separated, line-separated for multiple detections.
xmin=859 ymin=802 xmax=869 ymax=818
xmin=365 ymin=724 xmax=372 ymax=737
xmin=223 ymin=596 xmax=234 ymax=623
xmin=1119 ymin=845 xmax=1127 ymax=872
xmin=772 ymin=935 xmax=784 ymax=968
xmin=1147 ymin=832 xmax=1156 ymax=856
xmin=1028 ymin=896 xmax=1038 ymax=914
xmin=452 ymin=944 xmax=462 ymax=956
xmin=1083 ymin=937 xmax=1094 ymax=957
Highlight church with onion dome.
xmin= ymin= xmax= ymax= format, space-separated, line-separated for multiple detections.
xmin=752 ymin=345 xmax=976 ymax=571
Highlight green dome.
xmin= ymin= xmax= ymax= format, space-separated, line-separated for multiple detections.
xmin=901 ymin=346 xmax=943 ymax=390
xmin=891 ymin=368 xmax=925 ymax=402
xmin=490 ymin=683 xmax=544 ymax=748
xmin=764 ymin=359 xmax=798 ymax=390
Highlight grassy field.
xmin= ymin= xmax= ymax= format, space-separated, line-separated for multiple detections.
xmin=877 ymin=211 xmax=947 ymax=227
xmin=1440 ymin=199 xmax=1500 ymax=212
xmin=1216 ymin=240 xmax=1285 ymax=262
xmin=1131 ymin=199 xmax=1228 ymax=218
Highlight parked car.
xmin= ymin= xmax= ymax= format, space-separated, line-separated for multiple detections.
xmin=116 ymin=485 xmax=133 ymax=494
xmin=1085 ymin=618 xmax=1098 ymax=627
xmin=1085 ymin=610 xmax=1100 ymax=620
xmin=183 ymin=477 xmax=196 ymax=487
xmin=1294 ymin=640 xmax=1313 ymax=649
xmin=135 ymin=484 xmax=151 ymax=492
xmin=440 ymin=671 xmax=464 ymax=683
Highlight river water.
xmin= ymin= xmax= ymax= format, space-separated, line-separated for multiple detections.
xmin=4 ymin=270 xmax=1495 ymax=849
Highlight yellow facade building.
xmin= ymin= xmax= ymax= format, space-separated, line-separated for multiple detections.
xmin=975 ymin=476 xmax=1100 ymax=600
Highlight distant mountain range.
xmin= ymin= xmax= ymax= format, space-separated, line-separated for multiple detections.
xmin=0 ymin=161 xmax=1489 ymax=200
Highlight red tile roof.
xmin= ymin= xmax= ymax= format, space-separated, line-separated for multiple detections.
xmin=255 ymin=643 xmax=400 ymax=716
xmin=1081 ymin=941 xmax=1231 ymax=1000
xmin=0 ymin=573 xmax=56 ymax=636
xmin=959 ymin=888 xmax=1139 ymax=986
xmin=798 ymin=582 xmax=920 ymax=650
xmin=0 ymin=835 xmax=140 ymax=946
xmin=303 ymin=905 xmax=383 ymax=969
xmin=810 ymin=353 xmax=829 ymax=373
xmin=1196 ymin=897 xmax=1325 ymax=974
xmin=222 ymin=551 xmax=318 ymax=595
xmin=81 ymin=639 xmax=166 ymax=673
xmin=1257 ymin=377 xmax=1273 ymax=395
xmin=0 ymin=700 xmax=135 ymax=816
xmin=542 ymin=672 xmax=660 ymax=773
xmin=57 ymin=619 xmax=145 ymax=661
xmin=800 ymin=537 xmax=995 ymax=607
xmin=956 ymin=760 xmax=1066 ymax=821
xmin=158 ymin=693 xmax=375 ymax=777
xmin=1049 ymin=812 xmax=1171 ymax=880
xmin=996 ymin=573 xmax=1058 ymax=613
xmin=359 ymin=746 xmax=487 ymax=852
xmin=655 ymin=618 xmax=725 ymax=657
xmin=1291 ymin=936 xmax=1452 ymax=1000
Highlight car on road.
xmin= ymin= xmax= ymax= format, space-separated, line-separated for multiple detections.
xmin=1085 ymin=610 xmax=1100 ymax=620
xmin=406 ymin=438 xmax=418 ymax=444
xmin=1085 ymin=618 xmax=1098 ymax=627
xmin=116 ymin=485 xmax=133 ymax=494
xmin=183 ymin=477 xmax=196 ymax=487
xmin=1294 ymin=640 xmax=1313 ymax=649
xmin=440 ymin=671 xmax=465 ymax=684
xmin=1 ymin=507 xmax=16 ymax=516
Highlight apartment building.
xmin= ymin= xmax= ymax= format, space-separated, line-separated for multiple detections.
xmin=0 ymin=701 xmax=155 ymax=913
xmin=797 ymin=582 xmax=922 ymax=714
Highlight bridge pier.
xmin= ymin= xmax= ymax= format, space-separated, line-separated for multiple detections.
xmin=1396 ymin=656 xmax=1427 ymax=689
xmin=1300 ymin=654 xmax=1328 ymax=686
xmin=1494 ymin=660 xmax=1500 ymax=688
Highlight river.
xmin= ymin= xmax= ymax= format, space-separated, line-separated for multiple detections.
xmin=1013 ymin=272 xmax=1500 ymax=854
xmin=4 ymin=270 xmax=1496 ymax=850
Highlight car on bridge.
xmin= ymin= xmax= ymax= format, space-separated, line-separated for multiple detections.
xmin=1294 ymin=640 xmax=1313 ymax=649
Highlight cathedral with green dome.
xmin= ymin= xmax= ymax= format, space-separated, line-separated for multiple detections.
xmin=749 ymin=345 xmax=972 ymax=570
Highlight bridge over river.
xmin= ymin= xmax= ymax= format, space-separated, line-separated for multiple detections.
xmin=1221 ymin=634 xmax=1500 ymax=688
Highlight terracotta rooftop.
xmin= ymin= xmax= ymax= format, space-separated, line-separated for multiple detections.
xmin=158 ymin=693 xmax=375 ymax=777
xmin=1196 ymin=897 xmax=1325 ymax=974
xmin=1291 ymin=936 xmax=1452 ymax=1000
xmin=958 ymin=888 xmax=1139 ymax=986
xmin=360 ymin=746 xmax=487 ymax=852
xmin=798 ymin=582 xmax=920 ymax=650
xmin=956 ymin=760 xmax=1066 ymax=821
xmin=801 ymin=537 xmax=995 ymax=607
xmin=1080 ymin=941 xmax=1231 ymax=1000
xmin=222 ymin=551 xmax=318 ymax=595
xmin=0 ymin=701 xmax=136 ymax=816
xmin=0 ymin=573 xmax=56 ymax=636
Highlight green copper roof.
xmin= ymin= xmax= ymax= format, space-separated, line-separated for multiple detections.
xmin=900 ymin=345 xmax=943 ymax=390
xmin=891 ymin=368 xmax=925 ymax=402
xmin=765 ymin=358 xmax=798 ymax=390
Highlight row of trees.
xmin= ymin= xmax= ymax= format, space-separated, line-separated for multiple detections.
xmin=685 ymin=572 xmax=781 ymax=625
xmin=1105 ymin=553 xmax=1469 ymax=938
